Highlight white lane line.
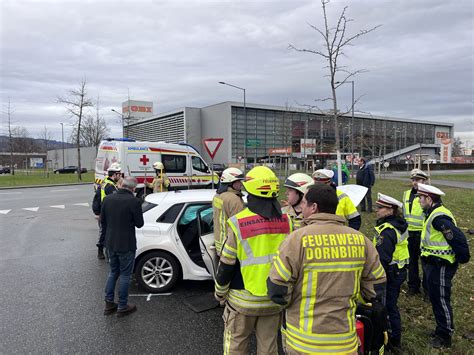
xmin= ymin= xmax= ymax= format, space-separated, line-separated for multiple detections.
xmin=0 ymin=209 xmax=11 ymax=215
xmin=23 ymin=207 xmax=39 ymax=212
xmin=73 ymin=203 xmax=89 ymax=207
xmin=50 ymin=205 xmax=65 ymax=209
xmin=50 ymin=189 xmax=79 ymax=192
xmin=129 ymin=293 xmax=172 ymax=301
xmin=0 ymin=192 xmax=22 ymax=195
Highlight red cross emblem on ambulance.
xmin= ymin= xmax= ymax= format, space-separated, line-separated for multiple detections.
xmin=140 ymin=155 xmax=149 ymax=166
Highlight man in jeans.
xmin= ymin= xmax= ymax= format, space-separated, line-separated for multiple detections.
xmin=101 ymin=177 xmax=144 ymax=317
xmin=356 ymin=157 xmax=375 ymax=212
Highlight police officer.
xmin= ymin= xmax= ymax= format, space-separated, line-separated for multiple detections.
xmin=97 ymin=163 xmax=122 ymax=259
xmin=403 ymin=168 xmax=429 ymax=296
xmin=214 ymin=166 xmax=293 ymax=354
xmin=212 ymin=167 xmax=245 ymax=256
xmin=417 ymin=183 xmax=470 ymax=348
xmin=312 ymin=168 xmax=361 ymax=230
xmin=282 ymin=173 xmax=314 ymax=229
xmin=373 ymin=193 xmax=409 ymax=352
xmin=146 ymin=161 xmax=170 ymax=193
xmin=267 ymin=183 xmax=386 ymax=354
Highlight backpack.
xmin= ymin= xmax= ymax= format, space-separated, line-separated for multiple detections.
xmin=92 ymin=185 xmax=102 ymax=215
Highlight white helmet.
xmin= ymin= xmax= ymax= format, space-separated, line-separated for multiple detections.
xmin=107 ymin=163 xmax=121 ymax=173
xmin=284 ymin=173 xmax=313 ymax=194
xmin=153 ymin=161 xmax=164 ymax=170
xmin=220 ymin=167 xmax=245 ymax=183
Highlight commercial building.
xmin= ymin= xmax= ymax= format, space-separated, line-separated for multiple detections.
xmin=125 ymin=101 xmax=454 ymax=166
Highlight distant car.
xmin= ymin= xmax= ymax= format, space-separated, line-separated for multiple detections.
xmin=0 ymin=166 xmax=11 ymax=174
xmin=54 ymin=166 xmax=87 ymax=174
xmin=211 ymin=163 xmax=226 ymax=176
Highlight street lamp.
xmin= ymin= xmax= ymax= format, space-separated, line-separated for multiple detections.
xmin=60 ymin=122 xmax=65 ymax=168
xmin=218 ymin=81 xmax=248 ymax=166
xmin=111 ymin=109 xmax=125 ymax=138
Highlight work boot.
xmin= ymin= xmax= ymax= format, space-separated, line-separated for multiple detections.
xmin=431 ymin=335 xmax=451 ymax=349
xmin=386 ymin=337 xmax=402 ymax=354
xmin=116 ymin=303 xmax=137 ymax=318
xmin=97 ymin=247 xmax=105 ymax=260
xmin=103 ymin=301 xmax=118 ymax=315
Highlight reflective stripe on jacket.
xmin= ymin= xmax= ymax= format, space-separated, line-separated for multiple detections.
xmin=374 ymin=222 xmax=409 ymax=268
xmin=421 ymin=205 xmax=456 ymax=263
xmin=336 ymin=190 xmax=360 ymax=220
xmin=402 ymin=190 xmax=424 ymax=232
xmin=101 ymin=177 xmax=117 ymax=202
xmin=282 ymin=204 xmax=304 ymax=230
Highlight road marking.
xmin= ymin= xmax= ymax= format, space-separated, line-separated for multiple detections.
xmin=73 ymin=203 xmax=89 ymax=207
xmin=129 ymin=293 xmax=172 ymax=301
xmin=0 ymin=209 xmax=11 ymax=214
xmin=50 ymin=189 xmax=79 ymax=192
xmin=50 ymin=205 xmax=65 ymax=209
xmin=0 ymin=192 xmax=22 ymax=195
xmin=23 ymin=207 xmax=39 ymax=212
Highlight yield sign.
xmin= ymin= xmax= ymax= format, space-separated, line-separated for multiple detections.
xmin=203 ymin=138 xmax=223 ymax=160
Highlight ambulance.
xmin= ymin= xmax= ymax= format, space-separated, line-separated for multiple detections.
xmin=95 ymin=138 xmax=219 ymax=197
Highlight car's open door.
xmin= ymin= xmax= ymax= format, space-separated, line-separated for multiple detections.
xmin=196 ymin=205 xmax=218 ymax=279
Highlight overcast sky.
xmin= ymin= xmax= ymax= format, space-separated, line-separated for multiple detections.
xmin=1 ymin=0 xmax=473 ymax=146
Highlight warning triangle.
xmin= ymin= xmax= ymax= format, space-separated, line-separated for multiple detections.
xmin=203 ymin=138 xmax=224 ymax=159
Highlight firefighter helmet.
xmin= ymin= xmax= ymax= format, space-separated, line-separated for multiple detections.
xmin=153 ymin=161 xmax=164 ymax=170
xmin=220 ymin=167 xmax=245 ymax=183
xmin=284 ymin=173 xmax=313 ymax=195
xmin=243 ymin=166 xmax=279 ymax=198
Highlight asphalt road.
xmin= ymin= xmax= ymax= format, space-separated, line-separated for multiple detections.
xmin=0 ymin=185 xmax=230 ymax=354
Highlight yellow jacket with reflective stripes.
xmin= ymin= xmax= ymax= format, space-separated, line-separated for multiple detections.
xmin=212 ymin=188 xmax=245 ymax=254
xmin=216 ymin=207 xmax=293 ymax=315
xmin=146 ymin=173 xmax=170 ymax=193
xmin=336 ymin=189 xmax=360 ymax=221
xmin=100 ymin=177 xmax=117 ymax=202
xmin=402 ymin=190 xmax=424 ymax=232
xmin=374 ymin=222 xmax=410 ymax=268
xmin=421 ymin=205 xmax=456 ymax=263
xmin=268 ymin=213 xmax=386 ymax=354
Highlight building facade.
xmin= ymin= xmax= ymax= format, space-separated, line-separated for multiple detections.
xmin=125 ymin=101 xmax=454 ymax=166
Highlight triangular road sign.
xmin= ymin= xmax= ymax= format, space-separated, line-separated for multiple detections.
xmin=203 ymin=138 xmax=224 ymax=160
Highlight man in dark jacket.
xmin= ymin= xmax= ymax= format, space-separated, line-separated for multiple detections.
xmin=356 ymin=158 xmax=375 ymax=212
xmin=101 ymin=177 xmax=144 ymax=317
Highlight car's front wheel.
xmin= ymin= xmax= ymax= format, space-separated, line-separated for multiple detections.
xmin=136 ymin=251 xmax=180 ymax=293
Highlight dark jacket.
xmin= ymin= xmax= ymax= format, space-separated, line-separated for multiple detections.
xmin=356 ymin=163 xmax=375 ymax=187
xmin=100 ymin=189 xmax=144 ymax=252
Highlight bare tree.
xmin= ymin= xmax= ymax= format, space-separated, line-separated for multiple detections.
xmin=58 ymin=78 xmax=93 ymax=181
xmin=2 ymin=98 xmax=16 ymax=174
xmin=39 ymin=126 xmax=53 ymax=175
xmin=70 ymin=95 xmax=109 ymax=150
xmin=12 ymin=126 xmax=34 ymax=172
xmin=289 ymin=0 xmax=380 ymax=184
xmin=451 ymin=137 xmax=464 ymax=156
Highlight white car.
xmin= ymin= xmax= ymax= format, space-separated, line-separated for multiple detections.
xmin=135 ymin=189 xmax=219 ymax=293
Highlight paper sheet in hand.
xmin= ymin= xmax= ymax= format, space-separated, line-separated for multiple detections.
xmin=337 ymin=185 xmax=368 ymax=207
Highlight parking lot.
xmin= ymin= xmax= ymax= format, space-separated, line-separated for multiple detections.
xmin=0 ymin=185 xmax=226 ymax=353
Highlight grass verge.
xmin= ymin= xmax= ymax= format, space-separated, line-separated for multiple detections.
xmin=0 ymin=170 xmax=95 ymax=187
xmin=429 ymin=174 xmax=474 ymax=183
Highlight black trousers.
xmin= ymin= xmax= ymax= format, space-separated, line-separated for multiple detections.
xmin=422 ymin=259 xmax=458 ymax=339
xmin=360 ymin=187 xmax=372 ymax=212
xmin=96 ymin=219 xmax=105 ymax=248
xmin=381 ymin=267 xmax=407 ymax=341
xmin=407 ymin=231 xmax=423 ymax=292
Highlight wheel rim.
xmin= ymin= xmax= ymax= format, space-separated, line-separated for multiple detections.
xmin=141 ymin=256 xmax=173 ymax=289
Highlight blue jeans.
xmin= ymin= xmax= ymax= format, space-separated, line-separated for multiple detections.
xmin=104 ymin=250 xmax=135 ymax=310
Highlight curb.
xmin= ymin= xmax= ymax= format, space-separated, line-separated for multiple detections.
xmin=0 ymin=182 xmax=93 ymax=190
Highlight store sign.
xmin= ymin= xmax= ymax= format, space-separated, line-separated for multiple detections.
xmin=300 ymin=139 xmax=317 ymax=155
xmin=440 ymin=138 xmax=452 ymax=163
xmin=269 ymin=147 xmax=292 ymax=155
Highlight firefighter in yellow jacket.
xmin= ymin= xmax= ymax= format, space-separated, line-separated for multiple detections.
xmin=312 ymin=168 xmax=361 ymax=230
xmin=215 ymin=166 xmax=294 ymax=354
xmin=267 ymin=183 xmax=386 ymax=354
xmin=146 ymin=161 xmax=170 ymax=192
xmin=281 ymin=173 xmax=314 ymax=229
xmin=213 ymin=167 xmax=246 ymax=255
